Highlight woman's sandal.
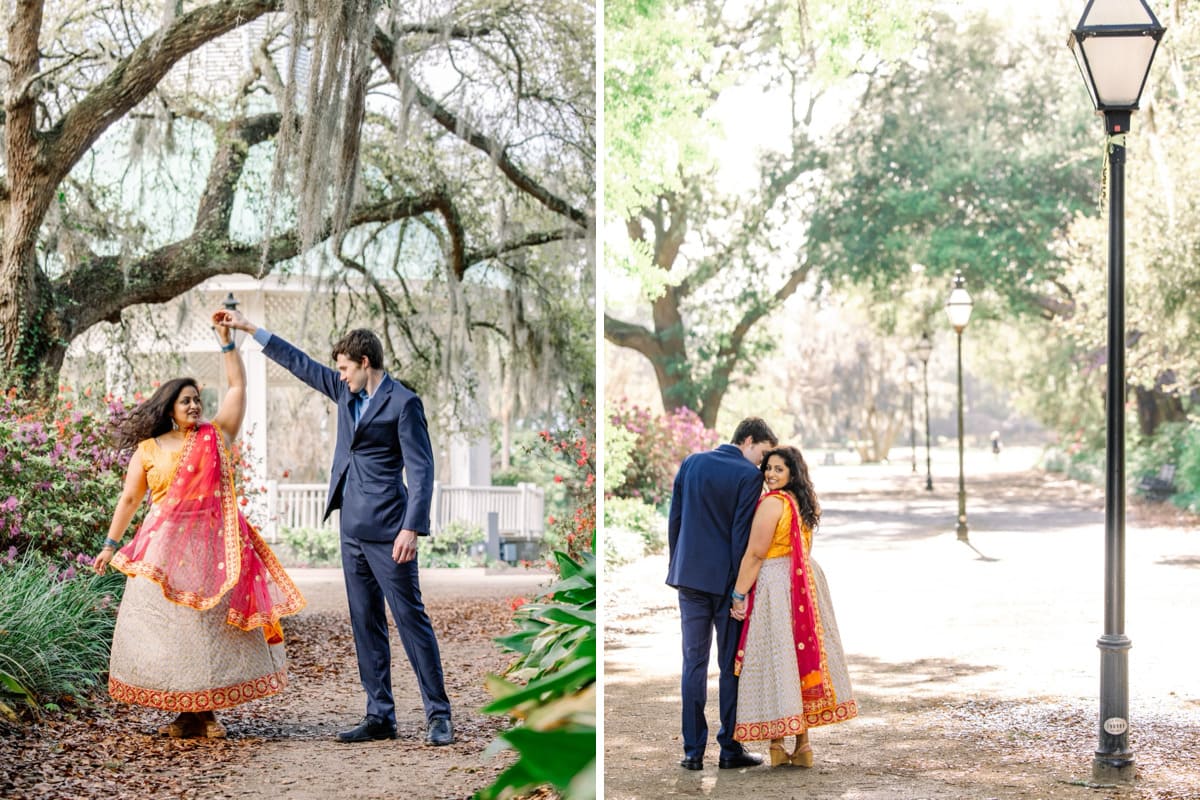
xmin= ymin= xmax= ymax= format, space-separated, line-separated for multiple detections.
xmin=790 ymin=744 xmax=814 ymax=768
xmin=158 ymin=712 xmax=201 ymax=738
xmin=768 ymin=741 xmax=790 ymax=767
xmin=198 ymin=711 xmax=227 ymax=739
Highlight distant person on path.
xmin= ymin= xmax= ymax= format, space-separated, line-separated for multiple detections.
xmin=214 ymin=308 xmax=453 ymax=747
xmin=729 ymin=445 xmax=857 ymax=767
xmin=668 ymin=417 xmax=778 ymax=771
xmin=991 ymin=430 xmax=1002 ymax=457
xmin=93 ymin=320 xmax=306 ymax=739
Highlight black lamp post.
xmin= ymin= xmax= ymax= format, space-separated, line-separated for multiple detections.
xmin=915 ymin=331 xmax=934 ymax=492
xmin=945 ymin=272 xmax=973 ymax=542
xmin=906 ymin=360 xmax=918 ymax=473
xmin=1068 ymin=0 xmax=1165 ymax=784
xmin=221 ymin=292 xmax=243 ymax=348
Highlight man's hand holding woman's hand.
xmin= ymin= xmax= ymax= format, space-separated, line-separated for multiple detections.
xmin=730 ymin=597 xmax=748 ymax=621
xmin=211 ymin=308 xmax=254 ymax=335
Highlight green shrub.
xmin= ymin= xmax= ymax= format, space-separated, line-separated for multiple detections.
xmin=421 ymin=521 xmax=487 ymax=568
xmin=491 ymin=469 xmax=536 ymax=487
xmin=0 ymin=553 xmax=124 ymax=718
xmin=280 ymin=526 xmax=341 ymax=567
xmin=603 ymin=526 xmax=646 ymax=568
xmin=604 ymin=496 xmax=666 ymax=554
xmin=478 ymin=552 xmax=596 ymax=800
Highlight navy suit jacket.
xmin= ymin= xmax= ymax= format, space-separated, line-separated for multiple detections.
xmin=262 ymin=333 xmax=435 ymax=541
xmin=666 ymin=444 xmax=764 ymax=595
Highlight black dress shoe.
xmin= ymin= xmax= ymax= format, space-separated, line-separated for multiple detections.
xmin=425 ymin=715 xmax=453 ymax=746
xmin=718 ymin=749 xmax=764 ymax=769
xmin=679 ymin=757 xmax=703 ymax=770
xmin=337 ymin=715 xmax=397 ymax=743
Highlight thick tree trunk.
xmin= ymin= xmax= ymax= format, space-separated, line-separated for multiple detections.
xmin=1134 ymin=381 xmax=1188 ymax=438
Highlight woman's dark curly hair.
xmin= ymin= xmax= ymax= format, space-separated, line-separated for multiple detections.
xmin=761 ymin=445 xmax=821 ymax=532
xmin=110 ymin=378 xmax=200 ymax=452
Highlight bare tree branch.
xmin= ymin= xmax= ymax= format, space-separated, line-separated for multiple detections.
xmin=465 ymin=227 xmax=585 ymax=266
xmin=371 ymin=26 xmax=589 ymax=229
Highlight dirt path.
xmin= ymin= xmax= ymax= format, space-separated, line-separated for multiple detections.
xmin=1 ymin=566 xmax=555 ymax=800
xmin=604 ymin=448 xmax=1200 ymax=799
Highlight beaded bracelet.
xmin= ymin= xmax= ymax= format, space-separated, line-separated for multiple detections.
xmin=731 ymin=589 xmax=746 ymax=602
xmin=103 ymin=537 xmax=122 ymax=550
xmin=220 ymin=341 xmax=237 ymax=353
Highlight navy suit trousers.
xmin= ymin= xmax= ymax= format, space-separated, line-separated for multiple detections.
xmin=678 ymin=587 xmax=743 ymax=760
xmin=340 ymin=533 xmax=451 ymax=724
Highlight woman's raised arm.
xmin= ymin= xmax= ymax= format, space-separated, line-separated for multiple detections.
xmin=210 ymin=313 xmax=247 ymax=442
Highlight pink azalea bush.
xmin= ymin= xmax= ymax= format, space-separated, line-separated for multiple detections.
xmin=607 ymin=401 xmax=720 ymax=508
xmin=0 ymin=388 xmax=135 ymax=568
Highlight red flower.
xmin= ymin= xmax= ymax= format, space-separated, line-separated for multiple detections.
xmin=553 ymin=475 xmax=563 ymax=483
xmin=508 ymin=596 xmax=528 ymax=611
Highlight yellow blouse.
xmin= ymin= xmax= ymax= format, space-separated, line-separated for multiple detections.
xmin=137 ymin=438 xmax=183 ymax=505
xmin=762 ymin=492 xmax=811 ymax=560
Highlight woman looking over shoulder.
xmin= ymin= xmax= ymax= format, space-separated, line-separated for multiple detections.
xmin=93 ymin=313 xmax=305 ymax=738
xmin=729 ymin=445 xmax=857 ymax=768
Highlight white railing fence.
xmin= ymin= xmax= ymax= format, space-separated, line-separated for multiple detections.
xmin=261 ymin=480 xmax=545 ymax=544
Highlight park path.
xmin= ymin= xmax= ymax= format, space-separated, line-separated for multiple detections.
xmin=603 ymin=447 xmax=1200 ymax=800
xmin=0 ymin=566 xmax=554 ymax=800
xmin=204 ymin=566 xmax=555 ymax=800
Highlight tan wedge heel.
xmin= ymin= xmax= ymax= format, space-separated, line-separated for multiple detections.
xmin=790 ymin=745 xmax=814 ymax=768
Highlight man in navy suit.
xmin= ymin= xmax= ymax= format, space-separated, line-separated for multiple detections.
xmin=217 ymin=310 xmax=452 ymax=746
xmin=667 ymin=417 xmax=777 ymax=770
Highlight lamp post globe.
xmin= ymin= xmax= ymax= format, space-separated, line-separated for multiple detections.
xmin=916 ymin=331 xmax=934 ymax=492
xmin=944 ymin=272 xmax=972 ymax=542
xmin=1068 ymin=0 xmax=1165 ymax=784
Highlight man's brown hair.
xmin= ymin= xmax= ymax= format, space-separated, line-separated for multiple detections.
xmin=331 ymin=329 xmax=384 ymax=369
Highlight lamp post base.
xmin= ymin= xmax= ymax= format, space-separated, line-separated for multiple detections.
xmin=1092 ymin=754 xmax=1135 ymax=784
xmin=956 ymin=516 xmax=968 ymax=542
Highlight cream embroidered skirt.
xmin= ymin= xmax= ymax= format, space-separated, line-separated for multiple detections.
xmin=735 ymin=556 xmax=857 ymax=742
xmin=108 ymin=576 xmax=287 ymax=711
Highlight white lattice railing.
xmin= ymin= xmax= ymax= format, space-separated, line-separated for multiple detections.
xmin=261 ymin=481 xmax=545 ymax=543
xmin=431 ymin=482 xmax=546 ymax=541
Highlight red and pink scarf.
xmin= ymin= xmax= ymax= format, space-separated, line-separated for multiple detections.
xmin=111 ymin=423 xmax=305 ymax=644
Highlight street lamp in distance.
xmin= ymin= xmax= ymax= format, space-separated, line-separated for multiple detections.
xmin=1068 ymin=0 xmax=1165 ymax=785
xmin=906 ymin=360 xmax=918 ymax=474
xmin=945 ymin=272 xmax=972 ymax=542
xmin=915 ymin=331 xmax=934 ymax=492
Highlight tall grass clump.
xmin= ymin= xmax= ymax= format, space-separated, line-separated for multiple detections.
xmin=0 ymin=553 xmax=124 ymax=719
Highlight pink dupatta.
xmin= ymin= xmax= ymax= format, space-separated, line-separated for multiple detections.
xmin=733 ymin=490 xmax=827 ymax=702
xmin=111 ymin=423 xmax=305 ymax=644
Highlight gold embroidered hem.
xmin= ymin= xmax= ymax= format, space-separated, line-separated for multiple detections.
xmin=806 ymin=698 xmax=858 ymax=728
xmin=109 ymin=670 xmax=286 ymax=711
xmin=734 ymin=713 xmax=807 ymax=742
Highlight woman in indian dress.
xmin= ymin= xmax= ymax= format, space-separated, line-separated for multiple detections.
xmin=729 ymin=445 xmax=857 ymax=767
xmin=93 ymin=314 xmax=305 ymax=738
